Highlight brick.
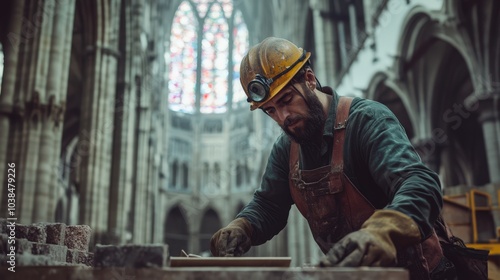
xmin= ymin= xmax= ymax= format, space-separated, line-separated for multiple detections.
xmin=67 ymin=249 xmax=94 ymax=266
xmin=86 ymin=252 xmax=94 ymax=267
xmin=27 ymin=223 xmax=47 ymax=243
xmin=32 ymin=243 xmax=68 ymax=263
xmin=16 ymin=238 xmax=33 ymax=254
xmin=66 ymin=248 xmax=78 ymax=263
xmin=64 ymin=225 xmax=91 ymax=251
xmin=15 ymin=224 xmax=29 ymax=239
xmin=45 ymin=223 xmax=66 ymax=245
xmin=93 ymin=244 xmax=168 ymax=268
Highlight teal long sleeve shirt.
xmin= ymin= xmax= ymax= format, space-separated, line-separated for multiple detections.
xmin=237 ymin=88 xmax=443 ymax=246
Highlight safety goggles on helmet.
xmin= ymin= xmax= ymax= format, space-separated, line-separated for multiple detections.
xmin=247 ymin=50 xmax=306 ymax=103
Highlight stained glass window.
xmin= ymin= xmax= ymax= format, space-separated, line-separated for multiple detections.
xmin=168 ymin=0 xmax=249 ymax=114
xmin=168 ymin=2 xmax=198 ymax=113
xmin=232 ymin=10 xmax=248 ymax=106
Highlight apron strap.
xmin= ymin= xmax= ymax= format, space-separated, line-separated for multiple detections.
xmin=331 ymin=96 xmax=354 ymax=171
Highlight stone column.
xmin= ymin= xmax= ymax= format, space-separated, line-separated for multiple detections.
xmin=0 ymin=0 xmax=25 ymax=217
xmin=0 ymin=0 xmax=75 ymax=223
xmin=466 ymin=93 xmax=500 ymax=183
xmin=49 ymin=0 xmax=76 ymax=223
xmin=309 ymin=0 xmax=336 ymax=84
xmin=132 ymin=74 xmax=152 ymax=244
xmin=33 ymin=0 xmax=76 ymax=222
xmin=108 ymin=78 xmax=134 ymax=245
xmin=78 ymin=0 xmax=121 ymax=238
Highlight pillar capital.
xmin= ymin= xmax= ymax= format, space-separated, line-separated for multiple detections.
xmin=85 ymin=44 xmax=121 ymax=58
xmin=465 ymin=91 xmax=500 ymax=184
xmin=465 ymin=91 xmax=500 ymax=124
xmin=24 ymin=92 xmax=65 ymax=126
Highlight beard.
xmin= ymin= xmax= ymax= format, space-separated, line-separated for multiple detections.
xmin=281 ymin=86 xmax=326 ymax=145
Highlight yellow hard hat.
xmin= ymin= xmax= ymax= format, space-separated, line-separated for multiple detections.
xmin=240 ymin=37 xmax=311 ymax=110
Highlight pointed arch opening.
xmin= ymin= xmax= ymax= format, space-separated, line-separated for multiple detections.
xmin=199 ymin=208 xmax=221 ymax=254
xmin=164 ymin=206 xmax=189 ymax=257
xmin=370 ymin=76 xmax=415 ymax=141
xmin=396 ymin=10 xmax=489 ymax=187
xmin=431 ymin=44 xmax=488 ymax=187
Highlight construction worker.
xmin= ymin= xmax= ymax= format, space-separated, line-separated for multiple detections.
xmin=210 ymin=37 xmax=459 ymax=279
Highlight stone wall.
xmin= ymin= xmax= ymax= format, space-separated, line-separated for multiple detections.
xmin=0 ymin=218 xmax=93 ymax=267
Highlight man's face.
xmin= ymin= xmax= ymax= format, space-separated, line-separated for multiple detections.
xmin=262 ymin=82 xmax=326 ymax=144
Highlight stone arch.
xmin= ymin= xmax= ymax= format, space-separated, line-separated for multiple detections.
xmin=199 ymin=208 xmax=221 ymax=255
xmin=446 ymin=0 xmax=500 ymax=79
xmin=164 ymin=205 xmax=190 ymax=257
xmin=430 ymin=45 xmax=489 ymax=186
xmin=56 ymin=136 xmax=81 ymax=225
xmin=394 ymin=7 xmax=489 ymax=185
xmin=366 ymin=72 xmax=415 ymax=141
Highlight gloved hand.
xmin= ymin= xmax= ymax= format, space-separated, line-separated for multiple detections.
xmin=319 ymin=209 xmax=421 ymax=267
xmin=210 ymin=217 xmax=253 ymax=257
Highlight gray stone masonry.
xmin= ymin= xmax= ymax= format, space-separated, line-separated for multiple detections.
xmin=67 ymin=249 xmax=94 ymax=267
xmin=15 ymin=224 xmax=29 ymax=239
xmin=93 ymin=244 xmax=169 ymax=268
xmin=0 ymin=219 xmax=93 ymax=267
xmin=16 ymin=238 xmax=32 ymax=254
xmin=64 ymin=225 xmax=91 ymax=251
xmin=32 ymin=243 xmax=68 ymax=263
xmin=27 ymin=223 xmax=47 ymax=243
xmin=46 ymin=223 xmax=66 ymax=245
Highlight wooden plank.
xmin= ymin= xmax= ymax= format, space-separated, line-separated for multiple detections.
xmin=169 ymin=257 xmax=291 ymax=267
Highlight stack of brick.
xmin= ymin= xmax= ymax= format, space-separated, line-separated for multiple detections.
xmin=0 ymin=218 xmax=93 ymax=267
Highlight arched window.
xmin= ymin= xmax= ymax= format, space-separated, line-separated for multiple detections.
xmin=182 ymin=162 xmax=189 ymax=189
xmin=203 ymin=162 xmax=209 ymax=185
xmin=167 ymin=0 xmax=249 ymax=114
xmin=236 ymin=163 xmax=242 ymax=187
xmin=171 ymin=160 xmax=178 ymax=188
xmin=213 ymin=162 xmax=220 ymax=188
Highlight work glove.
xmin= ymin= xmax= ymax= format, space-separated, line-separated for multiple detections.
xmin=319 ymin=209 xmax=421 ymax=267
xmin=210 ymin=217 xmax=253 ymax=257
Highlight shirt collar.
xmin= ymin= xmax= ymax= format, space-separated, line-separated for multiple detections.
xmin=322 ymin=86 xmax=339 ymax=137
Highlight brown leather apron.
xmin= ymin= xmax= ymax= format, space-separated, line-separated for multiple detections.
xmin=288 ymin=97 xmax=445 ymax=279
xmin=288 ymin=96 xmax=374 ymax=253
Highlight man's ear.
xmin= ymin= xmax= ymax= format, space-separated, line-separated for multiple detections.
xmin=305 ymin=69 xmax=316 ymax=90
